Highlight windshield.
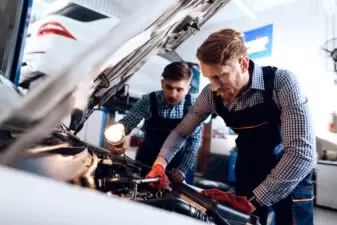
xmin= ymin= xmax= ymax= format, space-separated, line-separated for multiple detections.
xmin=47 ymin=2 xmax=109 ymax=22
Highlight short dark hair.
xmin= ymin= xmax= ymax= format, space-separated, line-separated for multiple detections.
xmin=162 ymin=62 xmax=192 ymax=81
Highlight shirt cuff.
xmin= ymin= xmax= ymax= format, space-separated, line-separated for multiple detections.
xmin=177 ymin=164 xmax=189 ymax=175
xmin=253 ymin=184 xmax=278 ymax=207
xmin=154 ymin=156 xmax=168 ymax=168
xmin=158 ymin=149 xmax=176 ymax=163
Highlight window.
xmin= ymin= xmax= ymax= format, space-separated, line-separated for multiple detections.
xmin=51 ymin=3 xmax=108 ymax=22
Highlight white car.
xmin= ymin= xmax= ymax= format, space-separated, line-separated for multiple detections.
xmin=21 ymin=0 xmax=172 ymax=107
xmin=21 ymin=0 xmax=121 ymax=87
xmin=0 ymin=1 xmax=262 ymax=225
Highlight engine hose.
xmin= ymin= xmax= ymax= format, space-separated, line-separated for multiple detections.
xmin=140 ymin=198 xmax=210 ymax=222
xmin=205 ymin=208 xmax=231 ymax=225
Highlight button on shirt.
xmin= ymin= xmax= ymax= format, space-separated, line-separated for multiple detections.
xmin=158 ymin=62 xmax=316 ymax=206
xmin=119 ymin=91 xmax=203 ymax=174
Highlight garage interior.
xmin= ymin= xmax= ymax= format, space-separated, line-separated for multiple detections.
xmin=1 ymin=0 xmax=337 ymax=225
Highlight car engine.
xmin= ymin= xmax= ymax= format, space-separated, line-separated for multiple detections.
xmin=0 ymin=128 xmax=261 ymax=225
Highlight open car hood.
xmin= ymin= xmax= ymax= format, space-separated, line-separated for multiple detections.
xmin=0 ymin=0 xmax=231 ymax=166
xmin=0 ymin=2 xmax=263 ymax=224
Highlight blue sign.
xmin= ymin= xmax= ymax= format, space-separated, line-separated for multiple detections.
xmin=244 ymin=24 xmax=273 ymax=59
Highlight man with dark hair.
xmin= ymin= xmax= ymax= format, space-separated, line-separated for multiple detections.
xmin=146 ymin=29 xmax=316 ymax=225
xmin=109 ymin=61 xmax=203 ymax=185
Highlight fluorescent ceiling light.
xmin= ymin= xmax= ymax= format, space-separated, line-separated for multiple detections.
xmin=233 ymin=0 xmax=258 ymax=20
xmin=322 ymin=0 xmax=337 ymax=15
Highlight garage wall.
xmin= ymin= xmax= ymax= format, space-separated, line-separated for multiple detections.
xmin=62 ymin=109 xmax=106 ymax=147
xmin=177 ymin=0 xmax=337 ymax=134
xmin=77 ymin=109 xmax=106 ymax=147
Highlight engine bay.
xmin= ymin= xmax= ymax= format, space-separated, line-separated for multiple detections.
xmin=2 ymin=128 xmax=261 ymax=225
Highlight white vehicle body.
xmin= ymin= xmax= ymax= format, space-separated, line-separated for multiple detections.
xmin=21 ymin=0 xmax=164 ymax=97
xmin=0 ymin=165 xmax=203 ymax=225
xmin=0 ymin=1 xmax=259 ymax=225
xmin=22 ymin=1 xmax=120 ymax=78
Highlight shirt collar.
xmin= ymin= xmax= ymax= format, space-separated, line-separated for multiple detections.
xmin=250 ymin=60 xmax=265 ymax=91
xmin=158 ymin=91 xmax=184 ymax=108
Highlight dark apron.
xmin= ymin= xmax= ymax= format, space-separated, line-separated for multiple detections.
xmin=135 ymin=92 xmax=195 ymax=184
xmin=213 ymin=64 xmax=314 ymax=225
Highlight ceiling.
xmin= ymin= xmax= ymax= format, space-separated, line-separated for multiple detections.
xmin=33 ymin=0 xmax=165 ymax=20
xmin=107 ymin=0 xmax=303 ymax=22
xmin=109 ymin=0 xmax=151 ymax=15
xmin=108 ymin=0 xmax=303 ymax=22
xmin=206 ymin=0 xmax=302 ymax=24
xmin=34 ymin=0 xmax=302 ymax=23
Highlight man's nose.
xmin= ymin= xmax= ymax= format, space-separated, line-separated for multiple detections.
xmin=170 ymin=89 xmax=178 ymax=97
xmin=210 ymin=80 xmax=221 ymax=92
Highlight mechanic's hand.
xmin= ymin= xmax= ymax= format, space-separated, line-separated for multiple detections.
xmin=170 ymin=168 xmax=185 ymax=183
xmin=145 ymin=164 xmax=169 ymax=190
xmin=200 ymin=188 xmax=254 ymax=214
xmin=108 ymin=140 xmax=126 ymax=155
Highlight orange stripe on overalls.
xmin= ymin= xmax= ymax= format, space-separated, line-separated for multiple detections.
xmin=292 ymin=196 xmax=315 ymax=203
xmin=228 ymin=121 xmax=269 ymax=130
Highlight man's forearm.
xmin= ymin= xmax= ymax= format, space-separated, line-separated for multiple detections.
xmin=117 ymin=95 xmax=149 ymax=136
xmin=253 ymin=69 xmax=316 ymax=206
xmin=156 ymin=130 xmax=188 ymax=168
xmin=177 ymin=128 xmax=202 ymax=174
xmin=177 ymin=145 xmax=197 ymax=175
xmin=153 ymin=85 xmax=214 ymax=168
xmin=117 ymin=119 xmax=132 ymax=136
xmin=154 ymin=155 xmax=169 ymax=168
xmin=177 ymin=151 xmax=197 ymax=175
xmin=253 ymin=149 xmax=316 ymax=206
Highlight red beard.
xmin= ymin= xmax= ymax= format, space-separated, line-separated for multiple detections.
xmin=217 ymin=86 xmax=238 ymax=103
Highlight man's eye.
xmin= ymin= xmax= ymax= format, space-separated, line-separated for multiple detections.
xmin=212 ymin=76 xmax=220 ymax=81
xmin=177 ymin=88 xmax=183 ymax=92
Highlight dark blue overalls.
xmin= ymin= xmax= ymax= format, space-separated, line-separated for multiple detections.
xmin=213 ymin=64 xmax=314 ymax=225
xmin=135 ymin=92 xmax=195 ymax=184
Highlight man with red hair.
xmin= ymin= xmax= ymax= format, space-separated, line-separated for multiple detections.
xmin=146 ymin=28 xmax=316 ymax=225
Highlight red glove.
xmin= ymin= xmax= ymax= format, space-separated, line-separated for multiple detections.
xmin=145 ymin=164 xmax=169 ymax=190
xmin=200 ymin=188 xmax=254 ymax=214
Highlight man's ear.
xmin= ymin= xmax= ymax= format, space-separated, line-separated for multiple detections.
xmin=241 ymin=56 xmax=249 ymax=72
xmin=161 ymin=79 xmax=164 ymax=89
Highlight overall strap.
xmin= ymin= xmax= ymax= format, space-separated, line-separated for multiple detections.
xmin=149 ymin=92 xmax=158 ymax=117
xmin=183 ymin=94 xmax=192 ymax=115
xmin=262 ymin=66 xmax=280 ymax=123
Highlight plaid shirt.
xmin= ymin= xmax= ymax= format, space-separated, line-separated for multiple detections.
xmin=119 ymin=91 xmax=202 ymax=174
xmin=159 ymin=61 xmax=316 ymax=207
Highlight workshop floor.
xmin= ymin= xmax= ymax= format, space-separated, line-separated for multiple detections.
xmin=315 ymin=207 xmax=337 ymax=225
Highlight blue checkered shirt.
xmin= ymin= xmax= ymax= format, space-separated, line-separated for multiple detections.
xmin=159 ymin=62 xmax=316 ymax=207
xmin=119 ymin=91 xmax=202 ymax=174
